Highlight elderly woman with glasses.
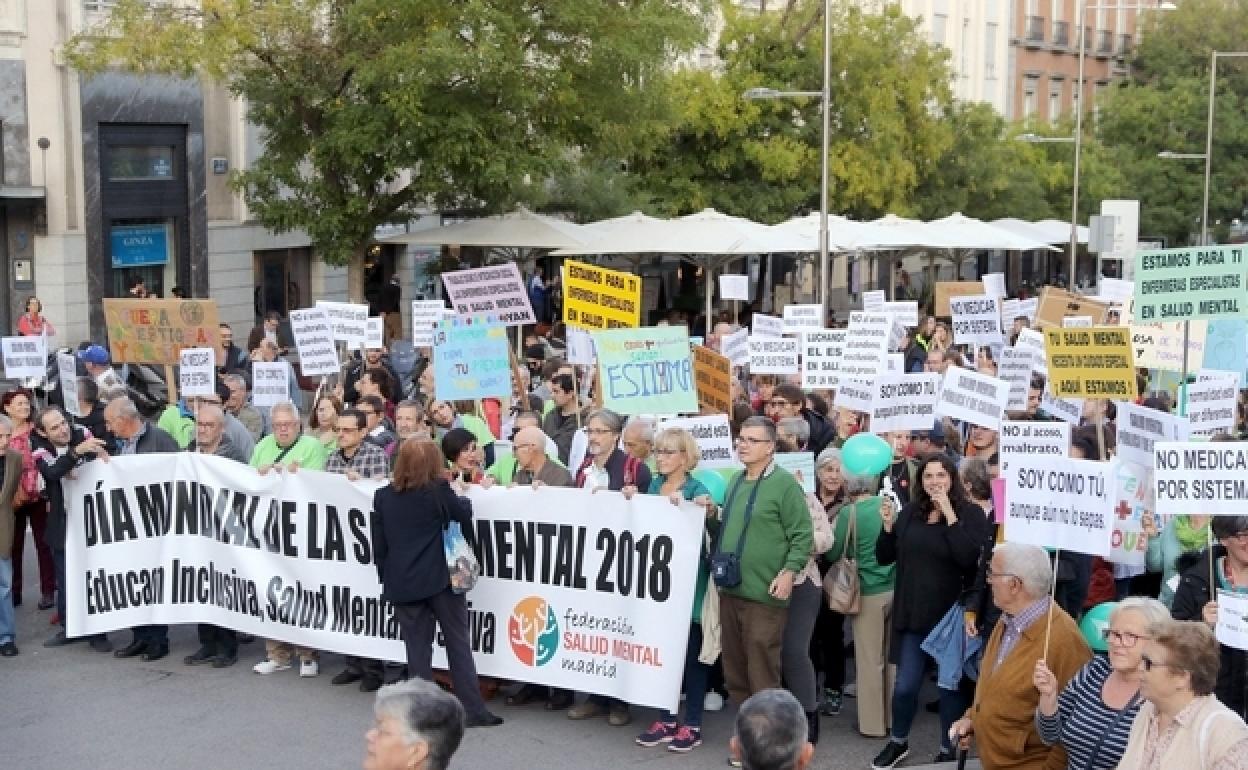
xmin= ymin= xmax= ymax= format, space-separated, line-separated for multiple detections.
xmin=1033 ymin=597 xmax=1169 ymax=770
xmin=1117 ymin=620 xmax=1248 ymax=769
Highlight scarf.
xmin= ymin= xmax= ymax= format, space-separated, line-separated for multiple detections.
xmin=1174 ymin=515 xmax=1211 ymax=553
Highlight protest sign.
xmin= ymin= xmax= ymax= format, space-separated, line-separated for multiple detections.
xmin=347 ymin=317 xmax=385 ymax=351
xmin=934 ymin=281 xmax=984 ymax=317
xmin=1116 ymin=402 xmax=1189 ymax=469
xmin=935 ymin=367 xmax=1009 ymax=430
xmin=884 ymin=301 xmax=919 ymax=329
xmin=315 ymin=301 xmax=369 ymax=348
xmin=1131 ymin=322 xmax=1208 ymax=372
xmin=102 ymin=298 xmax=219 ymax=364
xmin=1016 ymin=328 xmax=1084 ymax=424
xmin=982 ymin=273 xmax=1006 ymax=298
xmin=566 ymin=327 xmax=596 ymax=365
xmin=748 ymin=336 xmax=799 ymax=375
xmin=1099 ymin=277 xmax=1135 ymax=305
xmin=563 ymin=259 xmax=641 ymax=330
xmin=868 ymin=374 xmax=942 ymax=434
xmin=433 ymin=319 xmax=511 ymax=400
xmin=998 ymin=421 xmax=1070 ymax=473
xmin=1019 ymin=298 xmax=1038 ymax=321
xmin=950 ymin=296 xmax=1003 ymax=347
xmin=1033 ymin=286 xmax=1109 ymax=330
xmin=1135 ymin=245 xmax=1248 ymax=322
xmin=691 ymin=345 xmax=732 ymax=414
xmin=1185 ymin=373 xmax=1238 ymax=436
xmin=783 ymin=304 xmax=824 ymax=334
xmin=440 ymin=263 xmax=535 ymax=325
xmin=1203 ymin=319 xmax=1248 ymax=381
xmin=775 ymin=453 xmax=815 ymax=495
xmin=252 ymin=362 xmax=290 ymax=408
xmin=863 ymin=290 xmax=886 ymax=312
xmin=834 ymin=379 xmax=874 ymax=414
xmin=65 ymin=455 xmax=702 ymax=711
xmin=1043 ymin=326 xmax=1137 ymax=399
xmin=1110 ymin=460 xmax=1152 ymax=568
xmin=657 ymin=415 xmax=739 ymax=470
xmin=886 ymin=353 xmax=904 ymax=372
xmin=841 ymin=312 xmax=892 ymax=378
xmin=1216 ymin=592 xmax=1248 ymax=652
xmin=998 ymin=347 xmax=1037 ymax=411
xmin=1153 ymin=442 xmax=1248 ymax=515
xmin=58 ymin=352 xmax=82 ymax=417
xmin=1004 ymin=455 xmax=1115 ymax=557
xmin=594 ymin=326 xmax=698 ymax=415
xmin=1001 ymin=299 xmax=1022 ymax=326
xmin=801 ymin=329 xmax=845 ymax=389
xmin=719 ymin=274 xmax=750 ymax=301
xmin=721 ymin=328 xmax=749 ymax=367
xmin=1 ymin=336 xmax=44 ymax=380
xmin=411 ymin=300 xmax=448 ymax=347
xmin=287 ymin=308 xmax=341 ymax=377
xmin=751 ymin=313 xmax=784 ymax=338
xmin=177 ymin=348 xmax=215 ymax=397
xmin=1062 ymin=316 xmax=1093 ymax=328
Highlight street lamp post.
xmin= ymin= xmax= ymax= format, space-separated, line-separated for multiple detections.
xmin=1202 ymin=52 xmax=1248 ymax=245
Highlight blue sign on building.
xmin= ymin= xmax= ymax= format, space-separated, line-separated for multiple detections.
xmin=110 ymin=223 xmax=171 ymax=268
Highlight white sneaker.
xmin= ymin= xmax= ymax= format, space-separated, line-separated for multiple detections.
xmin=252 ymin=659 xmax=292 ymax=675
xmin=704 ymin=692 xmax=725 ymax=712
xmin=300 ymin=659 xmax=319 ymax=678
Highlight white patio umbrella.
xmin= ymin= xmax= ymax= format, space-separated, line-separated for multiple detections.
xmin=554 ymin=208 xmax=810 ymax=255
xmin=378 ymin=206 xmax=591 ymax=249
xmin=773 ymin=212 xmax=897 ymax=251
xmin=863 ymin=214 xmax=944 ymax=249
xmin=924 ymin=212 xmax=1058 ymax=251
xmin=1032 ymin=218 xmax=1090 ymax=245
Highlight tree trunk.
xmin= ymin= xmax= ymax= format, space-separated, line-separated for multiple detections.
xmin=347 ymin=246 xmax=368 ymax=304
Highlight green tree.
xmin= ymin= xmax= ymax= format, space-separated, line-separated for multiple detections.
xmin=630 ymin=0 xmax=955 ymax=223
xmin=67 ymin=0 xmax=707 ymax=297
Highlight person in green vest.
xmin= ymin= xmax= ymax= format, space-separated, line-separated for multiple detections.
xmin=157 ymin=401 xmax=195 ymax=449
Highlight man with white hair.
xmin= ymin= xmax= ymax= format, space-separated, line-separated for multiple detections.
xmin=949 ymin=543 xmax=1090 ymax=770
xmin=621 ymin=416 xmax=655 ymax=466
xmin=364 ymin=678 xmax=465 ymax=770
xmin=730 ymin=688 xmax=814 ymax=770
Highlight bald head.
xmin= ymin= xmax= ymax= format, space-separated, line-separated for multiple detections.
xmin=514 ymin=426 xmax=549 ymax=471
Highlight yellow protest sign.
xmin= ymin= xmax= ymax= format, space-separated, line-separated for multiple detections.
xmin=1043 ymin=326 xmax=1137 ymax=399
xmin=563 ymin=259 xmax=641 ymax=330
xmin=692 ymin=345 xmax=732 ymax=414
xmin=103 ymin=298 xmax=220 ymax=364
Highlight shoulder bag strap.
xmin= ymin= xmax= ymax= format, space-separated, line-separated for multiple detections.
xmin=713 ymin=473 xmax=747 ymax=556
xmin=728 ymin=475 xmax=764 ymax=559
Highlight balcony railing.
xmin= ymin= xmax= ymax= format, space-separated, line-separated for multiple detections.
xmin=1052 ymin=20 xmax=1070 ymax=47
xmin=1096 ymin=29 xmax=1114 ymax=54
xmin=1025 ymin=16 xmax=1046 ymax=44
xmin=1117 ymin=33 xmax=1134 ymax=56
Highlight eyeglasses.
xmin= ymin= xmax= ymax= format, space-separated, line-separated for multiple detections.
xmin=984 ymin=568 xmax=1018 ymax=582
xmin=272 ymin=421 xmax=300 ymax=429
xmin=767 ymin=400 xmax=794 ymax=408
xmin=586 ymin=428 xmax=615 ymax=436
xmin=513 ymin=443 xmax=540 ymax=451
xmin=653 ymin=448 xmax=683 ymax=456
xmin=1140 ymin=654 xmax=1181 ymax=673
xmin=1102 ymin=629 xmax=1147 ymax=648
xmin=735 ymin=436 xmax=773 ymax=445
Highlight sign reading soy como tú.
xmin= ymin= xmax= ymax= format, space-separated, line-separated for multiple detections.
xmin=1135 ymin=245 xmax=1248 ymax=322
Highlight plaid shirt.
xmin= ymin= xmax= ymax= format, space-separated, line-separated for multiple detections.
xmin=325 ymin=441 xmax=389 ymax=479
xmin=995 ymin=596 xmax=1050 ymax=667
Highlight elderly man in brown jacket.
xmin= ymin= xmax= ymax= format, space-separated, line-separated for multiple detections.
xmin=950 ymin=543 xmax=1091 ymax=770
xmin=0 ymin=415 xmax=28 ymax=655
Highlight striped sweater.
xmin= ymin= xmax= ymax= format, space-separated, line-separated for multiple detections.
xmin=1035 ymin=656 xmax=1140 ymax=770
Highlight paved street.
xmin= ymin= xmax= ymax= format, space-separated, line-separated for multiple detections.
xmin=2 ymin=543 xmax=944 ymax=770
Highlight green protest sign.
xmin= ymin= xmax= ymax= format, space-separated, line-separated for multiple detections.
xmin=1134 ymin=245 xmax=1248 ymax=322
xmin=593 ymin=326 xmax=698 ymax=416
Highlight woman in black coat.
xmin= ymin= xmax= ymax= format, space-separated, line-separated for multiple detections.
xmin=371 ymin=438 xmax=502 ymax=728
xmin=873 ymin=452 xmax=988 ymax=765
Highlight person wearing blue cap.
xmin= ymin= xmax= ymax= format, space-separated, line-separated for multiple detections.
xmin=77 ymin=344 xmax=123 ymax=393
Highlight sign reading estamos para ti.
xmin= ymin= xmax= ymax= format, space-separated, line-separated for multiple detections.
xmin=563 ymin=259 xmax=641 ymax=330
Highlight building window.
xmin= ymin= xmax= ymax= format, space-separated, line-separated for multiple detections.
xmin=931 ymin=13 xmax=948 ymax=45
xmin=106 ymin=145 xmax=176 ymax=181
xmin=985 ymin=22 xmax=997 ymax=77
xmin=1023 ymin=77 xmax=1039 ymax=119
xmin=1049 ymin=82 xmax=1062 ymax=122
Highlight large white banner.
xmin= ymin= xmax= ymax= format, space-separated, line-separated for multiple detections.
xmin=66 ymin=455 xmax=703 ymax=710
xmin=1004 ymin=455 xmax=1115 ymax=557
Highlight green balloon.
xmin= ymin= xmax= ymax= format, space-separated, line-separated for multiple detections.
xmin=1080 ymin=601 xmax=1117 ymax=653
xmin=842 ymin=432 xmax=893 ymax=476
xmin=691 ymin=468 xmax=729 ymax=506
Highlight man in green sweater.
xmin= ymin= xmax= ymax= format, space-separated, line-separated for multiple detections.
xmin=715 ymin=416 xmax=813 ymax=709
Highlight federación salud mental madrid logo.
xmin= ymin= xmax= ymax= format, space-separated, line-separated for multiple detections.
xmin=508 ymin=596 xmax=559 ymax=667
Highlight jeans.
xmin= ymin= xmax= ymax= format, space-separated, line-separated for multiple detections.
xmin=660 ymin=623 xmax=710 ymax=728
xmin=0 ymin=557 xmax=13 ymax=644
xmin=890 ymin=631 xmax=966 ymax=751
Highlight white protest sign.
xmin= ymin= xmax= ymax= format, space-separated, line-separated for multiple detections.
xmin=58 ymin=352 xmax=82 ymax=417
xmin=834 ymin=379 xmax=874 ymax=414
xmin=251 ymin=362 xmax=290 ymax=408
xmin=719 ymin=274 xmax=750 ymax=301
xmin=783 ymin=304 xmax=824 ymax=334
xmin=801 ymin=329 xmax=845 ymax=389
xmin=1216 ymin=591 xmax=1248 ymax=652
xmin=721 ymin=328 xmax=749 ymax=367
xmin=950 ymin=296 xmax=1004 ymax=347
xmin=1111 ymin=460 xmax=1152 ymax=568
xmin=863 ymin=290 xmax=886 ymax=312
xmin=348 ymin=317 xmax=385 ymax=351
xmin=1017 ymin=328 xmax=1083 ymax=424
xmin=440 ymin=262 xmax=535 ymax=325
xmin=288 ymin=308 xmax=341 ymax=377
xmin=869 ymin=373 xmax=943 ymax=434
xmin=1062 ymin=316 xmax=1093 ymax=328
xmin=1 ymin=336 xmax=44 ymax=380
xmin=1116 ymin=402 xmax=1189 ymax=469
xmin=752 ymin=313 xmax=784 ymax=338
xmin=1186 ymin=374 xmax=1238 ymax=436
xmin=1153 ymin=442 xmax=1248 ymax=515
xmin=998 ymin=421 xmax=1070 ymax=473
xmin=935 ymin=366 xmax=1009 ymax=430
xmin=841 ymin=312 xmax=892 ymax=378
xmin=315 ymin=301 xmax=369 ymax=347
xmin=1001 ymin=299 xmax=1023 ymax=325
xmin=658 ymin=415 xmax=740 ymax=470
xmin=566 ymin=327 xmax=596 ymax=365
xmin=1005 ymin=455 xmax=1115 ymax=557
xmin=998 ymin=347 xmax=1037 ymax=412
xmin=748 ymin=336 xmax=798 ymax=374
xmin=1132 ymin=322 xmax=1208 ymax=372
xmin=411 ymin=300 xmax=448 ymax=347
xmin=1099 ymin=278 xmax=1135 ymax=304
xmin=66 ymin=455 xmax=703 ymax=712
xmin=884 ymin=301 xmax=919 ymax=328
xmin=775 ymin=452 xmax=815 ymax=495
xmin=982 ymin=273 xmax=1006 ymax=299
xmin=886 ymin=353 xmax=904 ymax=372
xmin=177 ymin=347 xmax=215 ymax=397
xmin=1019 ymin=298 xmax=1038 ymax=321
